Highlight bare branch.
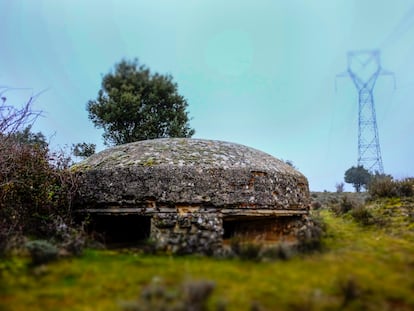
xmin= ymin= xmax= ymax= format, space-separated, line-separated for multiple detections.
xmin=0 ymin=87 xmax=44 ymax=135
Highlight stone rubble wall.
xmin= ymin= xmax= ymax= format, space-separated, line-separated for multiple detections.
xmin=151 ymin=208 xmax=223 ymax=254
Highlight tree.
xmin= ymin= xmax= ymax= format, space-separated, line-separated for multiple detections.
xmin=344 ymin=165 xmax=372 ymax=192
xmin=335 ymin=182 xmax=345 ymax=193
xmin=72 ymin=142 xmax=96 ymax=159
xmin=87 ymin=59 xmax=195 ymax=146
xmin=10 ymin=125 xmax=48 ymax=149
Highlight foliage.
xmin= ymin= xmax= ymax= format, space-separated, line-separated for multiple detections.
xmin=87 ymin=59 xmax=195 ymax=146
xmin=296 ymin=215 xmax=326 ymax=254
xmin=335 ymin=182 xmax=344 ymax=193
xmin=25 ymin=240 xmax=59 ymax=266
xmin=229 ymin=236 xmax=262 ymax=261
xmin=0 ymin=134 xmax=79 ymax=254
xmin=368 ymin=174 xmax=414 ymax=198
xmin=344 ymin=165 xmax=372 ymax=192
xmin=121 ymin=278 xmax=217 ymax=311
xmin=72 ymin=142 xmax=96 ymax=159
xmin=2 ymin=200 xmax=414 ymax=311
xmin=0 ymin=89 xmax=85 ymax=257
xmin=332 ymin=195 xmax=361 ymax=215
xmin=9 ymin=125 xmax=48 ymax=149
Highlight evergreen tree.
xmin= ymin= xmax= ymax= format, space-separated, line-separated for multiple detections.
xmin=344 ymin=165 xmax=372 ymax=192
xmin=87 ymin=59 xmax=195 ymax=146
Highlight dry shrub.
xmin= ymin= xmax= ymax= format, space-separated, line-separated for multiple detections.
xmin=369 ymin=176 xmax=414 ymax=198
xmin=229 ymin=236 xmax=262 ymax=260
xmin=0 ymin=135 xmax=79 ymax=254
xmin=332 ymin=196 xmax=360 ymax=215
xmin=121 ymin=278 xmax=217 ymax=311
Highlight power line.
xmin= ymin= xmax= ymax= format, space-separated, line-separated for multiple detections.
xmin=336 ymin=50 xmax=395 ymax=174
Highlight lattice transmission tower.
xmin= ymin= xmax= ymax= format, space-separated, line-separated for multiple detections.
xmin=337 ymin=50 xmax=394 ymax=174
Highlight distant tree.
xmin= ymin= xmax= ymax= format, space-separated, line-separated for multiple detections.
xmin=10 ymin=125 xmax=48 ymax=149
xmin=72 ymin=142 xmax=96 ymax=159
xmin=344 ymin=166 xmax=372 ymax=192
xmin=335 ymin=182 xmax=345 ymax=193
xmin=86 ymin=59 xmax=195 ymax=146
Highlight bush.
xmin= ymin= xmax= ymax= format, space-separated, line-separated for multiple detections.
xmin=368 ymin=175 xmax=414 ymax=198
xmin=229 ymin=236 xmax=262 ymax=260
xmin=25 ymin=240 xmax=59 ymax=266
xmin=397 ymin=178 xmax=414 ymax=197
xmin=350 ymin=206 xmax=374 ymax=226
xmin=121 ymin=278 xmax=217 ymax=311
xmin=311 ymin=201 xmax=322 ymax=210
xmin=368 ymin=175 xmax=397 ymax=198
xmin=296 ymin=215 xmax=326 ymax=254
xmin=0 ymin=135 xmax=79 ymax=255
xmin=332 ymin=196 xmax=360 ymax=215
xmin=260 ymin=242 xmax=295 ymax=261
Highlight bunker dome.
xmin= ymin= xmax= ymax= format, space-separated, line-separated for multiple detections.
xmin=72 ymin=138 xmax=311 ymax=254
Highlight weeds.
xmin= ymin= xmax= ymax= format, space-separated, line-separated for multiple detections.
xmin=120 ymin=278 xmax=217 ymax=311
xmin=229 ymin=236 xmax=262 ymax=261
xmin=25 ymin=240 xmax=59 ymax=266
xmin=332 ymin=196 xmax=360 ymax=216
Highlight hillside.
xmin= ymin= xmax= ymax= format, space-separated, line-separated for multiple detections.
xmin=1 ymin=194 xmax=413 ymax=311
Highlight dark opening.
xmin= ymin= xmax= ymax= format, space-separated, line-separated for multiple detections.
xmin=223 ymin=216 xmax=300 ymax=242
xmin=87 ymin=214 xmax=151 ymax=247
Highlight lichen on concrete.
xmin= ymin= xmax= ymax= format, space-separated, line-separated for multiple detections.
xmin=73 ymin=138 xmax=311 ymax=254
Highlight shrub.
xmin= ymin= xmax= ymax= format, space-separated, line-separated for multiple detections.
xmin=368 ymin=175 xmax=397 ymax=198
xmin=350 ymin=206 xmax=374 ymax=226
xmin=335 ymin=182 xmax=345 ymax=193
xmin=261 ymin=242 xmax=295 ymax=261
xmin=0 ymin=135 xmax=79 ymax=255
xmin=121 ymin=278 xmax=217 ymax=311
xmin=229 ymin=236 xmax=262 ymax=260
xmin=311 ymin=201 xmax=322 ymax=210
xmin=396 ymin=178 xmax=414 ymax=197
xmin=369 ymin=176 xmax=414 ymax=198
xmin=25 ymin=240 xmax=59 ymax=266
xmin=296 ymin=216 xmax=326 ymax=254
xmin=332 ymin=196 xmax=360 ymax=215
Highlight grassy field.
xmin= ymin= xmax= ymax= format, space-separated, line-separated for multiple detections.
xmin=1 ymin=195 xmax=413 ymax=311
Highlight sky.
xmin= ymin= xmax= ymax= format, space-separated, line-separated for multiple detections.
xmin=1 ymin=0 xmax=414 ymax=191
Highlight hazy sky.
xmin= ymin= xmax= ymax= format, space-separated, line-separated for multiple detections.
xmin=2 ymin=0 xmax=414 ymax=191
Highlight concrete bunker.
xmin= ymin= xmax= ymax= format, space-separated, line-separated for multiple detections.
xmin=72 ymin=138 xmax=311 ymax=254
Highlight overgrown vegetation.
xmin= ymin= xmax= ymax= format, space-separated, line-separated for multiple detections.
xmin=368 ymin=175 xmax=414 ymax=198
xmin=120 ymin=278 xmax=218 ymax=311
xmin=0 ymin=91 xmax=84 ymax=257
xmin=1 ymin=196 xmax=413 ymax=310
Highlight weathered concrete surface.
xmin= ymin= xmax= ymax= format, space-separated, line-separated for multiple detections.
xmin=72 ymin=138 xmax=311 ymax=254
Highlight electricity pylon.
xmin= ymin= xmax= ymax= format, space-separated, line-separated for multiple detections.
xmin=337 ymin=50 xmax=394 ymax=174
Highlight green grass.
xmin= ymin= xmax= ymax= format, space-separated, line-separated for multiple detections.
xmin=1 ymin=198 xmax=414 ymax=311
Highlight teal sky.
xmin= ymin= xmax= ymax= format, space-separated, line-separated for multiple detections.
xmin=1 ymin=0 xmax=414 ymax=191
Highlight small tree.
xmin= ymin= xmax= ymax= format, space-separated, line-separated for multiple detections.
xmin=72 ymin=142 xmax=96 ymax=159
xmin=335 ymin=182 xmax=345 ymax=193
xmin=344 ymin=166 xmax=371 ymax=192
xmin=87 ymin=59 xmax=195 ymax=146
xmin=10 ymin=125 xmax=48 ymax=149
